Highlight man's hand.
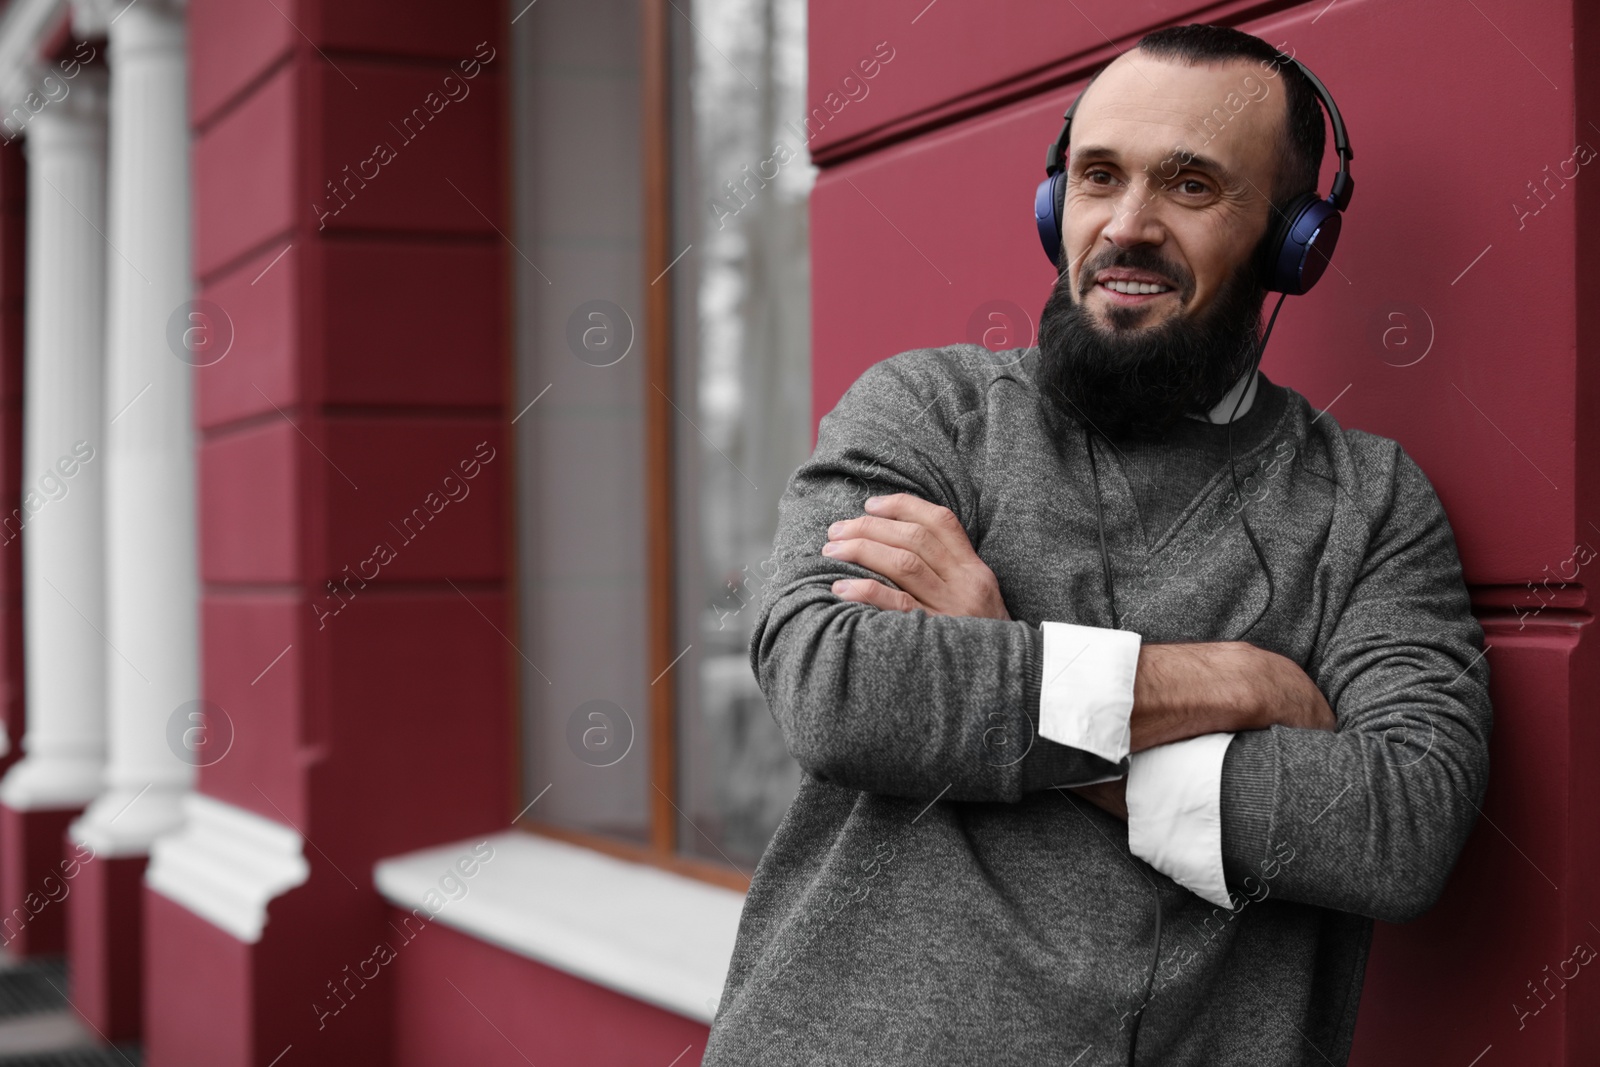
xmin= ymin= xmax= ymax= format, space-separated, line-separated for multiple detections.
xmin=1066 ymin=778 xmax=1128 ymax=820
xmin=823 ymin=493 xmax=1012 ymax=621
xmin=1228 ymin=642 xmax=1338 ymax=734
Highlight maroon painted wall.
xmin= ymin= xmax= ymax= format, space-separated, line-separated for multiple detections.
xmin=148 ymin=1 xmax=516 ymax=1062
xmin=807 ymin=0 xmax=1598 ymax=1064
xmin=386 ymin=908 xmax=711 ymax=1067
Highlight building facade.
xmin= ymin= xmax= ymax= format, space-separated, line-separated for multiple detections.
xmin=0 ymin=0 xmax=1584 ymax=1064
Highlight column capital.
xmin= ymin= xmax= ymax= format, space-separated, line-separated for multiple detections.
xmin=0 ymin=59 xmax=47 ymax=121
xmin=0 ymin=55 xmax=106 ymax=124
xmin=2 ymin=60 xmax=106 ymax=151
xmin=0 ymin=0 xmax=81 ymax=117
xmin=72 ymin=0 xmax=185 ymax=39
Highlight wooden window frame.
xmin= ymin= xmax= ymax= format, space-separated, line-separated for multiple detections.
xmin=515 ymin=0 xmax=751 ymax=897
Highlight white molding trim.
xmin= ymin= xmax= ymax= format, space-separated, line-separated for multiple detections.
xmin=145 ymin=792 xmax=310 ymax=944
xmin=374 ymin=832 xmax=746 ymax=1024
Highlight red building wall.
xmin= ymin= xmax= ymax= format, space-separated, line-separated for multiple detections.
xmin=807 ymin=0 xmax=1598 ymax=1064
xmin=386 ymin=908 xmax=711 ymax=1067
xmin=149 ymin=1 xmax=517 ymax=1063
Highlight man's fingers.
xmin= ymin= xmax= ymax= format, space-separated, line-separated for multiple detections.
xmin=859 ymin=493 xmax=977 ymax=565
xmin=828 ymin=514 xmax=958 ymax=580
xmin=824 ymin=536 xmax=939 ymax=599
xmin=832 ymin=578 xmax=920 ymax=613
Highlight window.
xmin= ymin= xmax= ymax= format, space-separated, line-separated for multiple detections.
xmin=512 ymin=0 xmax=814 ymax=886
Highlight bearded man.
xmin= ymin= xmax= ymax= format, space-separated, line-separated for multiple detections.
xmin=701 ymin=22 xmax=1491 ymax=1067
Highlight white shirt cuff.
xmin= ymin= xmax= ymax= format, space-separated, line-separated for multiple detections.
xmin=1126 ymin=732 xmax=1235 ymax=909
xmin=1037 ymin=621 xmax=1141 ymax=772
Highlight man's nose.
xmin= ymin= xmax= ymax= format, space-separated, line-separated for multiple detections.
xmin=1100 ymin=178 xmax=1166 ymax=248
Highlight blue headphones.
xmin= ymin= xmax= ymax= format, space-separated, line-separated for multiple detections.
xmin=1032 ymin=52 xmax=1354 ymax=295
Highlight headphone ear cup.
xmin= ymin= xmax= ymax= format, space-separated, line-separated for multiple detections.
xmin=1265 ymin=192 xmax=1343 ymax=294
xmin=1033 ymin=171 xmax=1068 ymax=268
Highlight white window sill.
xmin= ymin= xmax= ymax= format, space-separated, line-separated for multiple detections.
xmin=373 ymin=830 xmax=747 ymax=1024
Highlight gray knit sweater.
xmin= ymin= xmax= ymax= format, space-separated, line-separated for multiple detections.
xmin=701 ymin=343 xmax=1492 ymax=1066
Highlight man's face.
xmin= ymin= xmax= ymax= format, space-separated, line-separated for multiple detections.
xmin=1035 ymin=52 xmax=1287 ymax=440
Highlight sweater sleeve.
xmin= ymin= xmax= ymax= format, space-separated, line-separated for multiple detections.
xmin=748 ymin=354 xmax=1127 ymax=803
xmin=1217 ymin=441 xmax=1493 ymax=924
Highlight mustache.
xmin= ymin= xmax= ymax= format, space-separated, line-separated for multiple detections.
xmin=1072 ymin=246 xmax=1195 ymax=304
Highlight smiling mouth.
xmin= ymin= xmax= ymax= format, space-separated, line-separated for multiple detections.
xmin=1094 ymin=280 xmax=1176 ymax=306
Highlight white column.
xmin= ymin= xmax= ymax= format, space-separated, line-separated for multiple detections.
xmin=0 ymin=62 xmax=110 ymax=811
xmin=71 ymin=0 xmax=196 ymax=855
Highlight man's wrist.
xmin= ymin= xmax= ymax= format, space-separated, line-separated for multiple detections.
xmin=1131 ymin=642 xmax=1257 ymax=750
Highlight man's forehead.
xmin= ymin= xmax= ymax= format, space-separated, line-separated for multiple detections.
xmin=1070 ymin=53 xmax=1283 ymax=173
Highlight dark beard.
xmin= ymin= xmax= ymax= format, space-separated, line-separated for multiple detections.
xmin=1035 ymin=243 xmax=1268 ymax=442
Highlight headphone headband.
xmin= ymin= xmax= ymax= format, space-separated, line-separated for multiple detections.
xmin=1034 ymin=48 xmax=1355 ymax=293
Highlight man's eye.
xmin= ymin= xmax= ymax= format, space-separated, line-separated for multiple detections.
xmin=1177 ymin=178 xmax=1210 ymax=195
xmin=1084 ymin=168 xmax=1116 ymax=186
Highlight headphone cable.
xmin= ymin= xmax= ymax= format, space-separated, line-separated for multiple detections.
xmin=1226 ymin=290 xmax=1288 ymax=641
xmin=1085 ymin=426 xmax=1162 ymax=1067
xmin=1081 ymin=289 xmax=1288 ymax=1065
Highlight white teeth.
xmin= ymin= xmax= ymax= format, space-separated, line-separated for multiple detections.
xmin=1102 ymin=279 xmax=1171 ymax=295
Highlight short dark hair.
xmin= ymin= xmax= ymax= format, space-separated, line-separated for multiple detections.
xmin=1133 ymin=24 xmax=1327 ymax=209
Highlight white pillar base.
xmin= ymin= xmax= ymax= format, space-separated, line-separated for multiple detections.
xmin=0 ymin=753 xmax=102 ymax=810
xmin=145 ymin=793 xmax=309 ymax=943
xmin=70 ymin=781 xmax=187 ymax=857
